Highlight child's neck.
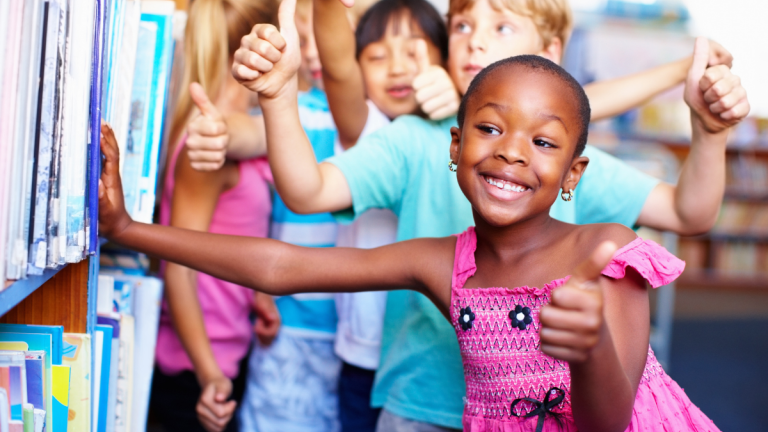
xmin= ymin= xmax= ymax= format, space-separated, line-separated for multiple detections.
xmin=473 ymin=211 xmax=567 ymax=262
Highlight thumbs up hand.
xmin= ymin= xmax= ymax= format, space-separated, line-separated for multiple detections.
xmin=685 ymin=37 xmax=750 ymax=134
xmin=539 ymin=242 xmax=618 ymax=363
xmin=412 ymin=40 xmax=460 ymax=121
xmin=232 ymin=0 xmax=301 ymax=102
xmin=185 ymin=83 xmax=229 ymax=171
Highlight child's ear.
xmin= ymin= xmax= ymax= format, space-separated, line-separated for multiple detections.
xmin=538 ymin=37 xmax=563 ymax=65
xmin=561 ymin=155 xmax=589 ymax=194
xmin=450 ymin=126 xmax=461 ymax=165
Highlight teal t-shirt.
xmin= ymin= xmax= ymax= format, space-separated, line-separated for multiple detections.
xmin=327 ymin=114 xmax=660 ymax=428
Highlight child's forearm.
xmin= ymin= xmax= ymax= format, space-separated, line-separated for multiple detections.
xmin=223 ymin=112 xmax=267 ymax=160
xmin=164 ymin=265 xmax=226 ymax=385
xmin=313 ymin=0 xmax=369 ymax=148
xmin=569 ymin=325 xmax=636 ymax=432
xmin=260 ymin=93 xmax=353 ymax=213
xmin=585 ymin=58 xmax=689 ymax=121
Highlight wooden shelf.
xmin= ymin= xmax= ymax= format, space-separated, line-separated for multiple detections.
xmin=0 ymin=268 xmax=61 ymax=317
xmin=678 ymin=270 xmax=768 ymax=290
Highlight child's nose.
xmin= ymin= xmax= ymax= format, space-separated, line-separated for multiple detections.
xmin=494 ymin=135 xmax=531 ymax=165
xmin=469 ymin=29 xmax=488 ymax=52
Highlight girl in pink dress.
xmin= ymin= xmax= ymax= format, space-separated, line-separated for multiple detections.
xmin=97 ymin=50 xmax=729 ymax=431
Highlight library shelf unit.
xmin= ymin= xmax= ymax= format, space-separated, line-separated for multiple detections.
xmin=660 ymin=139 xmax=768 ymax=290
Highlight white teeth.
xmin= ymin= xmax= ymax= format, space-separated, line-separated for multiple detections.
xmin=485 ymin=176 xmax=527 ymax=193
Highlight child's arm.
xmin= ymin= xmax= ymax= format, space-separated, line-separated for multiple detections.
xmin=540 ymin=229 xmax=650 ymax=432
xmin=636 ymin=38 xmax=749 ymax=235
xmin=163 ymin=146 xmax=239 ymax=431
xmin=185 ymin=83 xmax=267 ymax=171
xmin=98 ymin=123 xmax=454 ymax=310
xmin=313 ymin=0 xmax=369 ymax=149
xmin=584 ymin=39 xmax=732 ymax=121
xmin=232 ymin=0 xmax=354 ymax=214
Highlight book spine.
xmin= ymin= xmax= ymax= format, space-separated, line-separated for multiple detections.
xmin=87 ymin=0 xmax=107 ymax=255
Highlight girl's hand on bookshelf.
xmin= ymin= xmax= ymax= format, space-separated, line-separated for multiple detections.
xmin=197 ymin=375 xmax=237 ymax=432
xmin=98 ymin=122 xmax=133 ymax=240
xmin=685 ymin=37 xmax=750 ymax=135
xmin=539 ymin=242 xmax=617 ymax=363
xmin=412 ymin=39 xmax=460 ymax=121
xmin=186 ymin=82 xmax=229 ymax=171
xmin=232 ymin=0 xmax=301 ymax=102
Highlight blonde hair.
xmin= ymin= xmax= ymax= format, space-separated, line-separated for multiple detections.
xmin=169 ymin=0 xmax=278 ymax=147
xmin=447 ymin=0 xmax=572 ymax=50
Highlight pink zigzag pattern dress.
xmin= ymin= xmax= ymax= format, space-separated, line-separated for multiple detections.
xmin=450 ymin=227 xmax=720 ymax=432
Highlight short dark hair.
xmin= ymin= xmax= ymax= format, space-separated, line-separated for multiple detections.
xmin=457 ymin=55 xmax=591 ymax=156
xmin=355 ymin=0 xmax=448 ymax=63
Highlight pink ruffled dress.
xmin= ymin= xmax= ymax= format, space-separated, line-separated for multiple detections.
xmin=451 ymin=227 xmax=720 ymax=432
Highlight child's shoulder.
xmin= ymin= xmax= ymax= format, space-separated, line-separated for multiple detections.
xmin=573 ymin=223 xmax=638 ymax=254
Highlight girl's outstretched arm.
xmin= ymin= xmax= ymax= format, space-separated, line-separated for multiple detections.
xmin=98 ymin=124 xmax=454 ymax=310
xmin=584 ymin=39 xmax=732 ymax=121
xmin=539 ymin=227 xmax=649 ymax=432
xmin=314 ymin=0 xmax=369 ymax=149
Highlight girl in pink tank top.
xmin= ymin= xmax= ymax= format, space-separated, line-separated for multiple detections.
xmin=99 ymin=54 xmax=728 ymax=431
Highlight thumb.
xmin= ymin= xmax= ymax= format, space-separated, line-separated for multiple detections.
xmin=278 ymin=0 xmax=298 ymax=45
xmin=414 ymin=39 xmax=431 ymax=75
xmin=570 ymin=241 xmax=618 ymax=287
xmin=687 ymin=37 xmax=709 ymax=89
xmin=190 ymin=82 xmax=221 ymax=120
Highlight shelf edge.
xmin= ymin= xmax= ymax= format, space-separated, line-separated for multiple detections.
xmin=0 ymin=267 xmax=63 ymax=317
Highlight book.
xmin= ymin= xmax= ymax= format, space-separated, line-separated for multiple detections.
xmin=87 ymin=0 xmax=108 ymax=255
xmin=112 ymin=1 xmax=142 ymax=176
xmin=50 ymin=365 xmax=69 ymax=432
xmin=0 ymin=335 xmax=51 ymax=432
xmin=32 ymin=409 xmax=44 ymax=432
xmin=62 ymin=334 xmax=89 ymax=432
xmin=115 ymin=315 xmax=134 ymax=432
xmin=28 ymin=0 xmax=63 ymax=275
xmin=64 ymin=0 xmax=97 ymax=263
xmin=21 ymin=404 xmax=32 ymax=432
xmin=96 ymin=317 xmax=119 ymax=432
xmin=0 ymin=352 xmax=27 ymax=422
xmin=23 ymin=352 xmax=44 ymax=413
xmin=93 ymin=325 xmax=112 ymax=432
xmin=123 ymin=21 xmax=158 ymax=221
xmin=0 ymin=388 xmax=8 ymax=432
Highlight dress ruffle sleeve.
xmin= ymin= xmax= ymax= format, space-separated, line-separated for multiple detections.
xmin=601 ymin=238 xmax=685 ymax=288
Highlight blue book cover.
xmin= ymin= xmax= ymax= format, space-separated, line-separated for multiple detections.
xmin=87 ymin=0 xmax=107 ymax=255
xmin=28 ymin=0 xmax=63 ymax=275
xmin=93 ymin=325 xmax=113 ymax=432
xmin=97 ymin=317 xmax=119 ymax=432
xmin=24 ymin=351 xmax=45 ymax=412
xmin=123 ymin=21 xmax=157 ymax=220
xmin=0 ymin=333 xmax=53 ymax=432
xmin=0 ymin=324 xmax=64 ymax=365
xmin=134 ymin=11 xmax=173 ymax=224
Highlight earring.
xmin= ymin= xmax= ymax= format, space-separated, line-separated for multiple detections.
xmin=561 ymin=190 xmax=574 ymax=202
xmin=449 ymin=160 xmax=457 ymax=172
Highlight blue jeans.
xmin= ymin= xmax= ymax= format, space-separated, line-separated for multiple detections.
xmin=339 ymin=362 xmax=381 ymax=432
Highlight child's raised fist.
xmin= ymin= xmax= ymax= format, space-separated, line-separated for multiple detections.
xmin=685 ymin=37 xmax=750 ymax=134
xmin=539 ymin=242 xmax=617 ymax=363
xmin=231 ymin=0 xmax=301 ymax=101
xmin=98 ymin=122 xmax=133 ymax=240
xmin=186 ymin=82 xmax=229 ymax=171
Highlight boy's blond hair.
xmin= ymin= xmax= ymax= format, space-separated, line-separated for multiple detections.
xmin=448 ymin=0 xmax=572 ymax=50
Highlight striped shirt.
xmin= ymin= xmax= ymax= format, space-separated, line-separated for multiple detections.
xmin=270 ymin=88 xmax=339 ymax=338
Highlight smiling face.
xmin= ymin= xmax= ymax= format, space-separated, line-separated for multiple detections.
xmin=450 ymin=63 xmax=588 ymax=227
xmin=358 ymin=12 xmax=443 ymax=119
xmin=447 ymin=0 xmax=563 ymax=95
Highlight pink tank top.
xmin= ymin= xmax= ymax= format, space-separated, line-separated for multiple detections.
xmin=451 ymin=227 xmax=719 ymax=432
xmin=155 ymin=137 xmax=273 ymax=378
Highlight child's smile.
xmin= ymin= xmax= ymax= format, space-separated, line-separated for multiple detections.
xmin=451 ymin=63 xmax=588 ymax=227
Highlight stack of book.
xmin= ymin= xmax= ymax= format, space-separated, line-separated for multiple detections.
xmin=0 ymin=0 xmax=175 ymax=289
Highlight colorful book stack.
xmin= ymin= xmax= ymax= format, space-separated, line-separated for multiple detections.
xmin=0 ymin=0 xmax=176 ymax=288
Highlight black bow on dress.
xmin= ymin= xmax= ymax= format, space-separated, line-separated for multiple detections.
xmin=510 ymin=387 xmax=565 ymax=432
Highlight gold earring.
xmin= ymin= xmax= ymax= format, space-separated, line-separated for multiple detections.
xmin=561 ymin=190 xmax=574 ymax=201
xmin=449 ymin=160 xmax=457 ymax=172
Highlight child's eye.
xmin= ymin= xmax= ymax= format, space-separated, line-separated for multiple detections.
xmin=534 ymin=139 xmax=556 ymax=148
xmin=476 ymin=124 xmax=500 ymax=135
xmin=497 ymin=24 xmax=514 ymax=35
xmin=454 ymin=21 xmax=471 ymax=34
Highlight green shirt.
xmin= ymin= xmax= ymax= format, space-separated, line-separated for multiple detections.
xmin=327 ymin=114 xmax=659 ymax=428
